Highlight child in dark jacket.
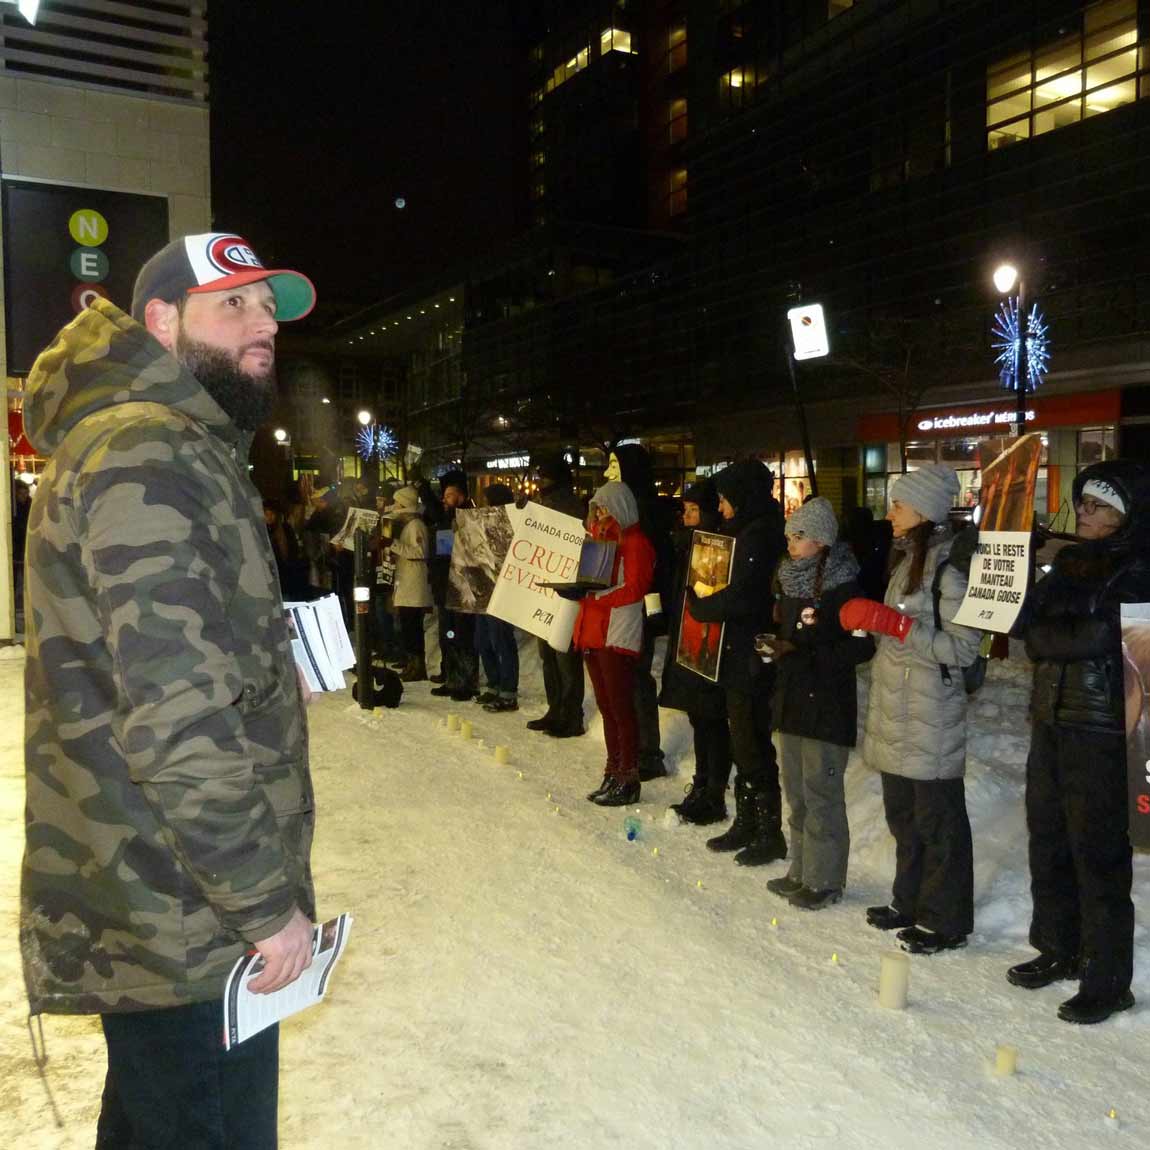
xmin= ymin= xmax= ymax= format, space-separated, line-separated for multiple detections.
xmin=759 ymin=498 xmax=874 ymax=909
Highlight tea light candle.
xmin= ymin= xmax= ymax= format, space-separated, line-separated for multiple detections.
xmin=494 ymin=744 xmax=510 ymax=764
xmin=459 ymin=718 xmax=472 ymax=739
xmin=878 ymin=951 xmax=910 ymax=1010
xmin=994 ymin=1044 xmax=1018 ymax=1077
xmin=446 ymin=713 xmax=460 ymax=731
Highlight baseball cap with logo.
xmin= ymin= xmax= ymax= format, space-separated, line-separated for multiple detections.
xmin=130 ymin=232 xmax=316 ymax=323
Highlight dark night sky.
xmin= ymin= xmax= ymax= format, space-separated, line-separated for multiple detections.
xmin=208 ymin=2 xmax=529 ymax=319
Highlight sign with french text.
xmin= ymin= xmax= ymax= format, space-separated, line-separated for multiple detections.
xmin=487 ymin=502 xmax=584 ymax=647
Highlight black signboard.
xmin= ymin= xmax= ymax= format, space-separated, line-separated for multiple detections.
xmin=2 ymin=179 xmax=169 ymax=376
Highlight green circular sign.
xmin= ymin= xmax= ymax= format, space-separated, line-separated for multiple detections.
xmin=70 ymin=248 xmax=110 ymax=282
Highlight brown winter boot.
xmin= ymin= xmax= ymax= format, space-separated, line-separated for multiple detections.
xmin=399 ymin=656 xmax=427 ymax=683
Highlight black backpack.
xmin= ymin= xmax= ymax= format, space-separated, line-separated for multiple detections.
xmin=931 ymin=525 xmax=989 ymax=695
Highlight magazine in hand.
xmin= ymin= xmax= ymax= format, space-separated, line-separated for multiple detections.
xmin=283 ymin=593 xmax=356 ymax=692
xmin=330 ymin=507 xmax=380 ymax=552
xmin=222 ymin=913 xmax=353 ymax=1050
xmin=538 ymin=538 xmax=616 ymax=593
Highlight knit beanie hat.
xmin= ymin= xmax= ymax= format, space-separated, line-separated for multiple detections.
xmin=889 ymin=464 xmax=959 ymax=524
xmin=784 ymin=496 xmax=838 ymax=546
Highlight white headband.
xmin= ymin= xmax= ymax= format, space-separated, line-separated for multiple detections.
xmin=1080 ymin=478 xmax=1126 ymax=516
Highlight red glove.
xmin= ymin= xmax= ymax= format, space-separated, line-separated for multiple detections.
xmin=838 ymin=598 xmax=914 ymax=642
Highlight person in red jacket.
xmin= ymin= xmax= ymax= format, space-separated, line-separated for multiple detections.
xmin=570 ymin=481 xmax=656 ymax=806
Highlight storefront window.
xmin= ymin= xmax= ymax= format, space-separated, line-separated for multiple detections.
xmin=1077 ymin=426 xmax=1116 ymax=465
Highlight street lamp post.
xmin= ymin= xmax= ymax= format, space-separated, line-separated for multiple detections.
xmin=993 ymin=263 xmax=1029 ymax=438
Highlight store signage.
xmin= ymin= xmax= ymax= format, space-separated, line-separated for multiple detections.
xmin=787 ymin=304 xmax=830 ymax=360
xmin=916 ymin=408 xmax=1036 ymax=433
xmin=2 ymin=180 xmax=168 ymax=376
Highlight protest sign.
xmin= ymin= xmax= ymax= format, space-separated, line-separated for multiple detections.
xmin=1122 ymin=604 xmax=1150 ymax=849
xmin=953 ymin=434 xmax=1042 ymax=633
xmin=487 ymin=501 xmax=585 ymax=647
xmin=676 ymin=530 xmax=735 ymax=682
xmin=446 ymin=506 xmax=516 ymax=613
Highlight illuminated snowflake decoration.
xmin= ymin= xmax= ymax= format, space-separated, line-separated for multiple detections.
xmin=355 ymin=425 xmax=376 ymax=461
xmin=992 ymin=296 xmax=1050 ymax=394
xmin=355 ymin=424 xmax=399 ymax=462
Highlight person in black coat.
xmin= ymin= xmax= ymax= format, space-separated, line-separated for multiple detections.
xmin=660 ymin=479 xmax=730 ymax=825
xmin=610 ymin=443 xmax=676 ymax=780
xmin=759 ymin=498 xmax=874 ymax=910
xmin=686 ymin=459 xmax=787 ymax=866
xmin=1010 ymin=459 xmax=1150 ymax=1024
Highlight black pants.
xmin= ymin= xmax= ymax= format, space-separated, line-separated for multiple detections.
xmin=725 ymin=680 xmax=779 ymax=804
xmin=690 ymin=711 xmax=732 ymax=793
xmin=397 ymin=606 xmax=426 ymax=660
xmin=1026 ymin=721 xmax=1134 ymax=993
xmin=538 ymin=637 xmax=585 ymax=729
xmin=98 ymin=1000 xmax=278 ymax=1150
xmin=881 ymin=772 xmax=974 ymax=937
xmin=438 ymin=608 xmax=478 ymax=691
xmin=633 ymin=624 xmax=663 ymax=768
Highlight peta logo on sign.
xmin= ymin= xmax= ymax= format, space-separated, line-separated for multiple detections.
xmin=206 ymin=235 xmax=265 ymax=274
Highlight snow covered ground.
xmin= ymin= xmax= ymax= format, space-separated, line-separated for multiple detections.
xmin=3 ymin=638 xmax=1149 ymax=1150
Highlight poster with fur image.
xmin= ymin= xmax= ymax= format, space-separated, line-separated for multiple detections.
xmin=1122 ymin=604 xmax=1150 ymax=849
xmin=446 ymin=507 xmax=517 ymax=614
xmin=676 ymin=530 xmax=735 ymax=683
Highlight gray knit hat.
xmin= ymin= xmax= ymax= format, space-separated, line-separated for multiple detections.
xmin=889 ymin=464 xmax=960 ymax=524
xmin=785 ymin=496 xmax=838 ymax=546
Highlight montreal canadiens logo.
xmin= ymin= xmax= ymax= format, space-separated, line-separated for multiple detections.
xmin=206 ymin=235 xmax=265 ymax=275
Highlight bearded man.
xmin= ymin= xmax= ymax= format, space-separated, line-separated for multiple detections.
xmin=20 ymin=233 xmax=318 ymax=1148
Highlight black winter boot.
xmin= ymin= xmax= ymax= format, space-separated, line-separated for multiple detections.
xmin=670 ymin=780 xmax=707 ymax=820
xmin=684 ymin=786 xmax=728 ymax=826
xmin=399 ymin=656 xmax=427 ymax=683
xmin=706 ymin=779 xmax=755 ymax=852
xmin=733 ymin=781 xmax=787 ymax=867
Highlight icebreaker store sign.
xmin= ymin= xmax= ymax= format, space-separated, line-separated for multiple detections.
xmin=2 ymin=180 xmax=169 ymax=375
xmin=915 ymin=407 xmax=1036 ymax=433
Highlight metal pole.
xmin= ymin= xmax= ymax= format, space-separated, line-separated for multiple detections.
xmin=353 ymin=527 xmax=374 ymax=711
xmin=1015 ymin=279 xmax=1028 ymax=438
xmin=785 ymin=344 xmax=819 ymax=498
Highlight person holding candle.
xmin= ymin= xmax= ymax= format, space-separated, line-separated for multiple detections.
xmin=763 ymin=497 xmax=874 ymax=910
xmin=840 ymin=463 xmax=981 ymax=954
xmin=1008 ymin=460 xmax=1150 ymax=1024
xmin=569 ymin=480 xmax=656 ymax=806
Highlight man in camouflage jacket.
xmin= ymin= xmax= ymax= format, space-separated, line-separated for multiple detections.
xmin=20 ymin=233 xmax=318 ymax=1147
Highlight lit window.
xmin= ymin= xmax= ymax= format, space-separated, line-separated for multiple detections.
xmin=828 ymin=0 xmax=854 ymax=16
xmin=531 ymin=150 xmax=545 ymax=169
xmin=667 ymin=97 xmax=688 ymax=143
xmin=668 ymin=168 xmax=688 ymax=217
xmin=667 ymin=26 xmax=687 ymax=73
xmin=986 ymin=0 xmax=1143 ymax=151
xmin=601 ymin=27 xmax=635 ymax=55
xmin=547 ymin=45 xmax=590 ymax=94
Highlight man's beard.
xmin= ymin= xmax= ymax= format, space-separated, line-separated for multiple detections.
xmin=175 ymin=332 xmax=277 ymax=433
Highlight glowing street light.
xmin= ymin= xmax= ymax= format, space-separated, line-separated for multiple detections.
xmin=273 ymin=428 xmax=288 ymax=443
xmin=993 ymin=263 xmax=1019 ymax=295
xmin=357 ymin=410 xmax=372 ymax=426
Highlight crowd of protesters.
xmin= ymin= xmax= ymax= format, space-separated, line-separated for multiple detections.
xmin=264 ymin=446 xmax=1148 ymax=1027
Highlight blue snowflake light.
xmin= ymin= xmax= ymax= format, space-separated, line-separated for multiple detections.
xmin=991 ymin=297 xmax=1051 ymax=394
xmin=356 ymin=423 xmax=400 ymax=461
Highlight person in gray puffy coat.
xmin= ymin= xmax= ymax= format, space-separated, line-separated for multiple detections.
xmin=840 ymin=464 xmax=981 ymax=955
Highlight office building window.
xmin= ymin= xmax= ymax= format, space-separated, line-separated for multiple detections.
xmin=668 ymin=168 xmax=688 ymax=217
xmin=667 ymin=26 xmax=687 ymax=73
xmin=986 ymin=0 xmax=1143 ymax=151
xmin=720 ymin=65 xmax=758 ymax=110
xmin=545 ymin=46 xmax=590 ymax=96
xmin=829 ymin=0 xmax=855 ymax=16
xmin=668 ymin=98 xmax=688 ymax=143
xmin=601 ymin=28 xmax=636 ymax=55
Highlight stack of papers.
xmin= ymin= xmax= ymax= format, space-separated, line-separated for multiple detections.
xmin=283 ymin=594 xmax=356 ymax=692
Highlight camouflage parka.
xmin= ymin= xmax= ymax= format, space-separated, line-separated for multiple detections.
xmin=20 ymin=298 xmax=315 ymax=1015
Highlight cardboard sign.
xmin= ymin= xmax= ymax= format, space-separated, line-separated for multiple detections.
xmin=1122 ymin=604 xmax=1150 ymax=849
xmin=487 ymin=502 xmax=585 ymax=648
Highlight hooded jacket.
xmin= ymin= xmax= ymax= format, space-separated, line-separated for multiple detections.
xmin=613 ymin=443 xmax=676 ymax=632
xmin=1024 ymin=460 xmax=1150 ymax=732
xmin=572 ymin=481 xmax=655 ymax=655
xmin=685 ymin=461 xmax=785 ymax=689
xmin=387 ymin=487 xmax=433 ymax=609
xmin=20 ymin=299 xmax=314 ymax=1015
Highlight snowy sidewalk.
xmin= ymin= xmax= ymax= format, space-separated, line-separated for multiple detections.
xmin=3 ymin=650 xmax=1149 ymax=1149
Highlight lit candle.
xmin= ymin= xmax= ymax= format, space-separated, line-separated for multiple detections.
xmin=446 ymin=713 xmax=459 ymax=731
xmin=459 ymin=719 xmax=472 ymax=739
xmin=494 ymin=744 xmax=510 ymax=764
xmin=878 ymin=952 xmax=910 ymax=1009
xmin=994 ymin=1044 xmax=1018 ymax=1077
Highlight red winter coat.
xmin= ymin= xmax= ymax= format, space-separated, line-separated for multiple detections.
xmin=572 ymin=519 xmax=655 ymax=656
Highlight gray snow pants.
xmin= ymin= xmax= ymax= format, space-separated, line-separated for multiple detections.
xmin=779 ymin=733 xmax=850 ymax=892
